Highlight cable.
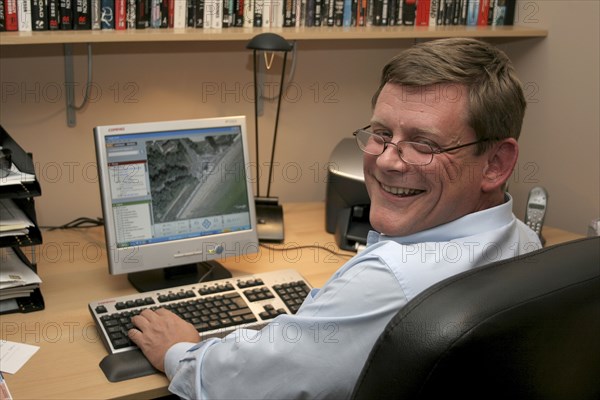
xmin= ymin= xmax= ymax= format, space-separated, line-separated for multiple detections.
xmin=42 ymin=216 xmax=104 ymax=231
xmin=259 ymin=242 xmax=354 ymax=259
xmin=72 ymin=43 xmax=93 ymax=111
xmin=40 ymin=216 xmax=355 ymax=261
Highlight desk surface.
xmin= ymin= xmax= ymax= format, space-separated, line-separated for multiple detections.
xmin=0 ymin=202 xmax=583 ymax=399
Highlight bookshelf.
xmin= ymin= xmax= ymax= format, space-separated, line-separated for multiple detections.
xmin=0 ymin=25 xmax=547 ymax=46
xmin=1 ymin=22 xmax=547 ymax=126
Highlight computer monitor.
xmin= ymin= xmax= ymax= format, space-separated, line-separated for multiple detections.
xmin=94 ymin=116 xmax=259 ymax=292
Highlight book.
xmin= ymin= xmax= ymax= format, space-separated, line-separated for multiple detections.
xmin=283 ymin=0 xmax=294 ymax=26
xmin=477 ymin=0 xmax=489 ymax=25
xmin=271 ymin=0 xmax=283 ymax=27
xmin=252 ymin=0 xmax=261 ymax=25
xmin=503 ymin=0 xmax=515 ymax=25
xmin=0 ymin=0 xmax=6 ymax=31
xmin=115 ymin=0 xmax=126 ymax=28
xmin=428 ymin=0 xmax=438 ymax=26
xmin=173 ymin=0 xmax=186 ymax=27
xmin=31 ymin=0 xmax=48 ymax=30
xmin=296 ymin=0 xmax=302 ymax=26
xmin=223 ymin=0 xmax=234 ymax=26
xmin=60 ymin=0 xmax=73 ymax=29
xmin=91 ymin=0 xmax=102 ymax=27
xmin=126 ymin=0 xmax=136 ymax=28
xmin=458 ymin=0 xmax=468 ymax=25
xmin=466 ymin=0 xmax=477 ymax=25
xmin=5 ymin=0 xmax=17 ymax=30
xmin=415 ymin=0 xmax=429 ymax=26
xmin=443 ymin=0 xmax=453 ymax=25
xmin=324 ymin=0 xmax=333 ymax=26
xmin=101 ymin=0 xmax=115 ymax=28
xmin=48 ymin=0 xmax=61 ymax=29
xmin=402 ymin=0 xmax=415 ymax=25
xmin=355 ymin=0 xmax=366 ymax=26
xmin=492 ymin=0 xmax=514 ymax=26
xmin=74 ymin=0 xmax=92 ymax=29
xmin=261 ymin=0 xmax=271 ymax=26
xmin=242 ymin=0 xmax=252 ymax=26
xmin=394 ymin=0 xmax=404 ymax=25
xmin=389 ymin=0 xmax=397 ymax=25
xmin=136 ymin=0 xmax=149 ymax=27
xmin=149 ymin=0 xmax=160 ymax=27
xmin=16 ymin=0 xmax=32 ymax=31
xmin=187 ymin=0 xmax=194 ymax=25
xmin=313 ymin=0 xmax=322 ymax=26
xmin=211 ymin=0 xmax=222 ymax=27
xmin=341 ymin=0 xmax=350 ymax=26
xmin=331 ymin=0 xmax=342 ymax=26
xmin=195 ymin=0 xmax=204 ymax=26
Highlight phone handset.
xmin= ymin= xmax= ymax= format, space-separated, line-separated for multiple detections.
xmin=524 ymin=186 xmax=548 ymax=245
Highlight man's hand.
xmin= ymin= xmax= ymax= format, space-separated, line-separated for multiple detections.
xmin=128 ymin=308 xmax=201 ymax=372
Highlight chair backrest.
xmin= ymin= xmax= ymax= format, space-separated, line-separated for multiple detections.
xmin=351 ymin=237 xmax=600 ymax=400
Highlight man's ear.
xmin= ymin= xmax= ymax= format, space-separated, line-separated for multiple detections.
xmin=481 ymin=138 xmax=519 ymax=193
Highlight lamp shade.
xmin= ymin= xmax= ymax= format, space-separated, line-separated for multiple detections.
xmin=246 ymin=33 xmax=293 ymax=52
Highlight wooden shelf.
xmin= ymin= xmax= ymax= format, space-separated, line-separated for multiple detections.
xmin=0 ymin=25 xmax=547 ymax=46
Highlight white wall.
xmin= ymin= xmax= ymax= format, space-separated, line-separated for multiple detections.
xmin=1 ymin=0 xmax=598 ymax=235
xmin=503 ymin=0 xmax=599 ymax=235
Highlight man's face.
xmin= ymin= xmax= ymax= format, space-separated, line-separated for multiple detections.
xmin=364 ymin=83 xmax=490 ymax=237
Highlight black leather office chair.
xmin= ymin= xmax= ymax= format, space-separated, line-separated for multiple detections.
xmin=351 ymin=236 xmax=600 ymax=400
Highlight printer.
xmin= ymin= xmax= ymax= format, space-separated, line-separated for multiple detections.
xmin=325 ymin=138 xmax=373 ymax=251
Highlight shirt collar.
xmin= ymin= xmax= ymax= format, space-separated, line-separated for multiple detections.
xmin=367 ymin=193 xmax=514 ymax=245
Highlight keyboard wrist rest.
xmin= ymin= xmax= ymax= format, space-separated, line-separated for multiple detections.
xmin=100 ymin=349 xmax=159 ymax=382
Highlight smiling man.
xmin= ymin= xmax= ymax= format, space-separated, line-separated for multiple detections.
xmin=129 ymin=38 xmax=541 ymax=399
xmin=362 ymin=81 xmax=511 ymax=237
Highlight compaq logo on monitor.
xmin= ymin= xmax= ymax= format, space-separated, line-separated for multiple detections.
xmin=108 ymin=127 xmax=126 ymax=132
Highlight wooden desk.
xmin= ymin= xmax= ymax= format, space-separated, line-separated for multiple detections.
xmin=0 ymin=203 xmax=352 ymax=399
xmin=0 ymin=203 xmax=583 ymax=399
xmin=541 ymin=226 xmax=585 ymax=247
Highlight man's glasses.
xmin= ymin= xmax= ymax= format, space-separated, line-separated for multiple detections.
xmin=353 ymin=126 xmax=490 ymax=166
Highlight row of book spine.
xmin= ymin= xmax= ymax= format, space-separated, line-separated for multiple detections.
xmin=0 ymin=0 xmax=515 ymax=31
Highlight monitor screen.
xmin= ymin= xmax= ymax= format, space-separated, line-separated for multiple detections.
xmin=94 ymin=116 xmax=259 ymax=292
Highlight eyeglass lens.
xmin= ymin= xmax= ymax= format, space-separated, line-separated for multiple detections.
xmin=355 ymin=130 xmax=433 ymax=165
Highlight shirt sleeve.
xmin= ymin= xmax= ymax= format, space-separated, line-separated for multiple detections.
xmin=164 ymin=257 xmax=409 ymax=400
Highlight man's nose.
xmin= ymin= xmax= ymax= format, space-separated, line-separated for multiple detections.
xmin=376 ymin=143 xmax=411 ymax=171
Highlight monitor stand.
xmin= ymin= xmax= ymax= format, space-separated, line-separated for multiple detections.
xmin=127 ymin=260 xmax=232 ymax=292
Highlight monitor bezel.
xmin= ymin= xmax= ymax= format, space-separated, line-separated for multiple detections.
xmin=94 ymin=116 xmax=259 ymax=285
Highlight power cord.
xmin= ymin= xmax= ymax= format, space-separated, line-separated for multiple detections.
xmin=40 ymin=217 xmax=355 ymax=261
xmin=72 ymin=43 xmax=93 ymax=111
xmin=42 ymin=216 xmax=104 ymax=231
xmin=259 ymin=242 xmax=354 ymax=259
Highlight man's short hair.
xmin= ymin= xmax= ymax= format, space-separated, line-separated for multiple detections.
xmin=372 ymin=38 xmax=526 ymax=154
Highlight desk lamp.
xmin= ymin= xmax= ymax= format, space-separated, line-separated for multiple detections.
xmin=247 ymin=33 xmax=293 ymax=242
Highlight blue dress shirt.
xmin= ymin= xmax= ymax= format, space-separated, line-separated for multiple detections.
xmin=164 ymin=195 xmax=541 ymax=399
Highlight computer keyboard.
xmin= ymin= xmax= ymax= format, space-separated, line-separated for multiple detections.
xmin=88 ymin=269 xmax=312 ymax=355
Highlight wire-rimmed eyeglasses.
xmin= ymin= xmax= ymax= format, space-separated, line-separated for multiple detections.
xmin=353 ymin=126 xmax=490 ymax=166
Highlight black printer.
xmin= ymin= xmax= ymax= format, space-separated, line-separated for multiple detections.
xmin=325 ymin=138 xmax=373 ymax=251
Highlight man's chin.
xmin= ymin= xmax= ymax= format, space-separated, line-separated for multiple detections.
xmin=370 ymin=215 xmax=417 ymax=237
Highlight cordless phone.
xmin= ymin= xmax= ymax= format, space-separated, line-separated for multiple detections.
xmin=524 ymin=186 xmax=548 ymax=244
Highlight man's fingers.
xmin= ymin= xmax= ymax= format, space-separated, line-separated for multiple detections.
xmin=154 ymin=307 xmax=172 ymax=315
xmin=128 ymin=327 xmax=141 ymax=338
xmin=131 ymin=308 xmax=162 ymax=328
xmin=131 ymin=314 xmax=149 ymax=330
